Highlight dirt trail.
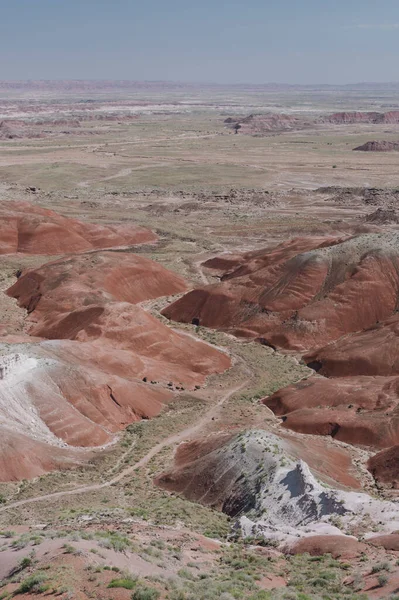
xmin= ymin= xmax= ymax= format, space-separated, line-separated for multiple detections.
xmin=0 ymin=380 xmax=248 ymax=513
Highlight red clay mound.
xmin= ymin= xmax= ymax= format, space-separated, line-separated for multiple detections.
xmin=368 ymin=534 xmax=399 ymax=550
xmin=304 ymin=315 xmax=399 ymax=377
xmin=280 ymin=433 xmax=361 ymax=489
xmin=0 ymin=249 xmax=230 ymax=481
xmin=8 ymin=250 xmax=187 ymax=321
xmin=0 ymin=348 xmax=172 ymax=457
xmin=368 ymin=446 xmax=399 ymax=488
xmin=163 ymin=233 xmax=399 ymax=351
xmin=6 ymin=252 xmax=229 ymax=387
xmin=155 ymin=432 xmax=238 ymax=511
xmin=279 ymin=406 xmax=399 ymax=449
xmin=289 ymin=535 xmax=367 ymax=559
xmin=265 ymin=375 xmax=399 ymax=416
xmin=354 ymin=140 xmax=399 ymax=152
xmin=0 ymin=201 xmax=156 ymax=254
xmin=42 ymin=307 xmax=230 ymax=387
xmin=265 ymin=375 xmax=399 ymax=449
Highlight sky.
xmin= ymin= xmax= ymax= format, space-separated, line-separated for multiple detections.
xmin=1 ymin=0 xmax=399 ymax=84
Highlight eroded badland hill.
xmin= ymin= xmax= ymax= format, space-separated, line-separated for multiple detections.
xmin=2 ymin=82 xmax=399 ymax=599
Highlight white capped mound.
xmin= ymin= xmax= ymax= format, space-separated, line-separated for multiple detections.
xmin=0 ymin=353 xmax=62 ymax=446
xmin=235 ymin=431 xmax=399 ymax=544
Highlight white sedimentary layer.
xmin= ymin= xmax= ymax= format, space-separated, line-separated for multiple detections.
xmin=0 ymin=353 xmax=63 ymax=446
xmin=231 ymin=430 xmax=399 ymax=544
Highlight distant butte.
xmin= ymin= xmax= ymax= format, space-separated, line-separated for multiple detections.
xmin=353 ymin=140 xmax=399 ymax=151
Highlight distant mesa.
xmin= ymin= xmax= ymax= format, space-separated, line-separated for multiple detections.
xmin=0 ymin=114 xmax=139 ymax=140
xmin=0 ymin=201 xmax=156 ymax=254
xmin=223 ymin=110 xmax=399 ymax=136
xmin=353 ymin=140 xmax=399 ymax=152
xmin=323 ymin=111 xmax=399 ymax=124
xmin=224 ymin=112 xmax=309 ymax=134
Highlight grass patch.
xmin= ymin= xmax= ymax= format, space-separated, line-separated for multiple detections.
xmin=108 ymin=577 xmax=137 ymax=590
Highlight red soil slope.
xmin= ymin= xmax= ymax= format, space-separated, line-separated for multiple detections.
xmin=265 ymin=375 xmax=399 ymax=448
xmin=0 ymin=428 xmax=91 ymax=481
xmin=368 ymin=446 xmax=399 ymax=488
xmin=164 ymin=232 xmax=399 ymax=458
xmin=262 ymin=313 xmax=399 ymax=451
xmin=289 ymin=535 xmax=367 ymax=559
xmin=304 ymin=315 xmax=399 ymax=377
xmin=0 ymin=201 xmax=156 ymax=254
xmin=163 ymin=233 xmax=399 ymax=352
xmin=7 ymin=251 xmax=230 ymax=387
xmin=8 ymin=251 xmax=188 ymax=325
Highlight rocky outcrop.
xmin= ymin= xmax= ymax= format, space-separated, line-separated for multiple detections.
xmin=365 ymin=207 xmax=399 ymax=224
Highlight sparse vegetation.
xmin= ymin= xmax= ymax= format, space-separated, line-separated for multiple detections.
xmin=15 ymin=572 xmax=48 ymax=594
xmin=132 ymin=585 xmax=161 ymax=600
xmin=0 ymin=84 xmax=398 ymax=600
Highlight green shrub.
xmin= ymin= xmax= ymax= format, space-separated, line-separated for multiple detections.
xmin=16 ymin=572 xmax=48 ymax=594
xmin=372 ymin=561 xmax=391 ymax=573
xmin=131 ymin=585 xmax=160 ymax=600
xmin=378 ymin=573 xmax=389 ymax=587
xmin=108 ymin=577 xmax=137 ymax=590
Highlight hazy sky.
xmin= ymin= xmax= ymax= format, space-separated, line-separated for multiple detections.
xmin=2 ymin=0 xmax=399 ymax=84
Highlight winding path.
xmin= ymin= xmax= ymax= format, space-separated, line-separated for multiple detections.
xmin=0 ymin=380 xmax=248 ymax=514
